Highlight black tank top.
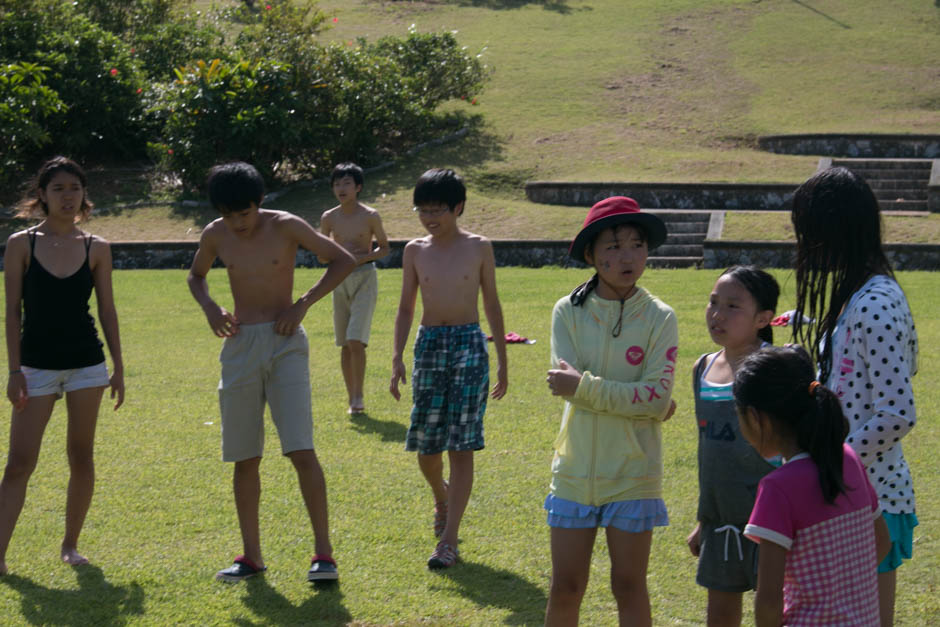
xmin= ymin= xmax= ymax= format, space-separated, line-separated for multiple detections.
xmin=20 ymin=228 xmax=105 ymax=369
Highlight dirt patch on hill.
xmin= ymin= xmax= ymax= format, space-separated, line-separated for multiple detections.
xmin=601 ymin=4 xmax=760 ymax=149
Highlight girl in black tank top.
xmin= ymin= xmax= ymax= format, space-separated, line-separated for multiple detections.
xmin=0 ymin=157 xmax=124 ymax=575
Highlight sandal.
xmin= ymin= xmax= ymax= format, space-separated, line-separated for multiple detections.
xmin=427 ymin=541 xmax=460 ymax=569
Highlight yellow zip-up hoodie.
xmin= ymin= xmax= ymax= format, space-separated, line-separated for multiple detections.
xmin=550 ymin=286 xmax=678 ymax=506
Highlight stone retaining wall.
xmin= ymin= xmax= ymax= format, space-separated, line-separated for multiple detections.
xmin=525 ymin=181 xmax=796 ymax=209
xmin=2 ymin=239 xmax=937 ymax=270
xmin=758 ymin=134 xmax=940 ymax=158
xmin=703 ymin=241 xmax=940 ymax=270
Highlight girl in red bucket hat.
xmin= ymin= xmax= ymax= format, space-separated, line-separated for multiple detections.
xmin=544 ymin=196 xmax=677 ymax=625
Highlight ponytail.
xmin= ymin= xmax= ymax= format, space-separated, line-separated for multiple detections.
xmin=795 ymin=382 xmax=848 ymax=503
xmin=734 ymin=345 xmax=849 ymax=504
xmin=570 ymin=273 xmax=599 ymax=307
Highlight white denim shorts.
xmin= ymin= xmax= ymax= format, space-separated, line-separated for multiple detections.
xmin=22 ymin=362 xmax=110 ymax=398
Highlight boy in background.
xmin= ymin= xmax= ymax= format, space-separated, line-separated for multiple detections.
xmin=389 ymin=168 xmax=508 ymax=569
xmin=319 ymin=163 xmax=390 ymax=414
xmin=188 ymin=162 xmax=355 ymax=582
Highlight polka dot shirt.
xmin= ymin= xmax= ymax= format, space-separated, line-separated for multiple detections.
xmin=826 ymin=275 xmax=918 ymax=515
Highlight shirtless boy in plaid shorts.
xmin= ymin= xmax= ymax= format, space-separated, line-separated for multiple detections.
xmin=389 ymin=169 xmax=508 ymax=569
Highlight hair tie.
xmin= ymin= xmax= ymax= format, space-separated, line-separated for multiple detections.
xmin=808 ymin=380 xmax=820 ymax=396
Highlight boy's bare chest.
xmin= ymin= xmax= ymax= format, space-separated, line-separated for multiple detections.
xmin=414 ymin=248 xmax=480 ymax=289
xmin=218 ymin=234 xmax=295 ymax=276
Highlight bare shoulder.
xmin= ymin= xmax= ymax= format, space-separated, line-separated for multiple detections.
xmin=360 ymin=203 xmax=382 ymax=218
xmin=201 ymin=217 xmax=226 ymax=238
xmin=321 ymin=205 xmax=339 ymax=220
xmin=405 ymin=235 xmax=431 ymax=251
xmin=5 ymin=228 xmax=31 ymax=248
xmin=461 ymin=230 xmax=493 ymax=255
xmin=86 ymin=232 xmax=112 ymax=257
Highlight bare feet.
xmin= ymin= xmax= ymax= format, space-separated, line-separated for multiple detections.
xmin=348 ymin=397 xmax=365 ymax=414
xmin=61 ymin=546 xmax=89 ymax=566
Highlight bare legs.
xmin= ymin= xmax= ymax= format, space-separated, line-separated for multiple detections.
xmin=706 ymin=589 xmax=744 ymax=627
xmin=0 ymin=386 xmax=103 ymax=574
xmin=231 ymin=449 xmax=332 ymax=569
xmin=341 ymin=340 xmax=366 ymax=413
xmin=418 ymin=450 xmax=473 ymax=548
xmin=545 ymin=526 xmax=653 ymax=627
xmin=878 ymin=569 xmax=897 ymax=627
xmin=61 ymin=386 xmax=103 ymax=565
xmin=546 ymin=527 xmax=597 ymax=626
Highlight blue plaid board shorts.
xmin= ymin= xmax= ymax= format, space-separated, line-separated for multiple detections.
xmin=405 ymin=323 xmax=489 ymax=455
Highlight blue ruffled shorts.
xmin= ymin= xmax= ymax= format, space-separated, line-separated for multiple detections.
xmin=878 ymin=512 xmax=918 ymax=573
xmin=544 ymin=494 xmax=669 ymax=532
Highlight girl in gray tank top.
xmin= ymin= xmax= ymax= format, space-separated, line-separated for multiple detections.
xmin=687 ymin=266 xmax=779 ymax=626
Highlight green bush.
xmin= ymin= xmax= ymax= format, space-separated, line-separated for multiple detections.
xmin=0 ymin=0 xmax=147 ymax=160
xmin=0 ymin=62 xmax=66 ymax=184
xmin=0 ymin=0 xmax=489 ymax=189
xmin=151 ymin=58 xmax=305 ymax=186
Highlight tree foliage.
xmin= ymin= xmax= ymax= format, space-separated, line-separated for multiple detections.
xmin=0 ymin=0 xmax=489 ymax=189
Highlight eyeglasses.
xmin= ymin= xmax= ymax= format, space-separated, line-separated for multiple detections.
xmin=413 ymin=205 xmax=449 ymax=217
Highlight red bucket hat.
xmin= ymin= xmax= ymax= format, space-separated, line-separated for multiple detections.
xmin=568 ymin=196 xmax=667 ymax=263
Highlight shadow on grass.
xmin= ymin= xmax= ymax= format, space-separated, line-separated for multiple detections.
xmin=238 ymin=575 xmax=351 ymax=624
xmin=0 ymin=565 xmax=144 ymax=626
xmin=349 ymin=411 xmax=408 ymax=443
xmin=438 ymin=560 xmax=547 ymax=625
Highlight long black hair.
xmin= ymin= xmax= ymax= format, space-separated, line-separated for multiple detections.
xmin=719 ymin=265 xmax=779 ymax=344
xmin=791 ymin=167 xmax=893 ymax=382
xmin=734 ymin=345 xmax=849 ymax=504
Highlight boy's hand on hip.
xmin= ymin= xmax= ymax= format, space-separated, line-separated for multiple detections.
xmin=389 ymin=359 xmax=407 ymax=401
xmin=206 ymin=306 xmax=239 ymax=337
xmin=274 ymin=302 xmax=307 ymax=336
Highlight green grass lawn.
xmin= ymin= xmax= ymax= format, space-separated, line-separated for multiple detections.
xmin=0 ymin=267 xmax=936 ymax=625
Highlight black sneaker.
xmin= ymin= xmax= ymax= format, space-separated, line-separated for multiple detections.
xmin=307 ymin=555 xmax=338 ymax=582
xmin=216 ymin=555 xmax=266 ymax=582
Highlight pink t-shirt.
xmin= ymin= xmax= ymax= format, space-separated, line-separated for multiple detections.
xmin=744 ymin=445 xmax=881 ymax=626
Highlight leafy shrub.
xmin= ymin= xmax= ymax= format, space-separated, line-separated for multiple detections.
xmin=151 ymin=58 xmax=305 ymax=186
xmin=0 ymin=0 xmax=490 ymax=189
xmin=0 ymin=0 xmax=146 ymax=160
xmin=0 ymin=62 xmax=66 ymax=184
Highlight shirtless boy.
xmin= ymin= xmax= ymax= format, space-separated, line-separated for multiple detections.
xmin=319 ymin=163 xmax=390 ymax=414
xmin=389 ymin=168 xmax=508 ymax=569
xmin=187 ymin=162 xmax=355 ymax=583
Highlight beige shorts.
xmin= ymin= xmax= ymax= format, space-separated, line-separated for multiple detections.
xmin=22 ymin=362 xmax=109 ymax=398
xmin=332 ymin=263 xmax=377 ymax=346
xmin=218 ymin=323 xmax=313 ymax=462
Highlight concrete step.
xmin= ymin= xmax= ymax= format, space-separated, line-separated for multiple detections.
xmin=879 ymin=199 xmax=928 ymax=211
xmin=660 ymin=222 xmax=708 ymax=234
xmin=647 ymin=256 xmax=701 ymax=268
xmin=874 ymin=189 xmax=927 ymax=201
xmin=831 ymin=159 xmax=932 ymax=170
xmin=842 ymin=169 xmax=929 ymax=181
xmin=656 ymin=243 xmax=704 ymax=257
xmin=664 ymin=233 xmax=708 ymax=245
xmin=868 ymin=179 xmax=931 ymax=190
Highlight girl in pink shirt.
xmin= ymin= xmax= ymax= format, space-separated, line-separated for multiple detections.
xmin=734 ymin=346 xmax=890 ymax=626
